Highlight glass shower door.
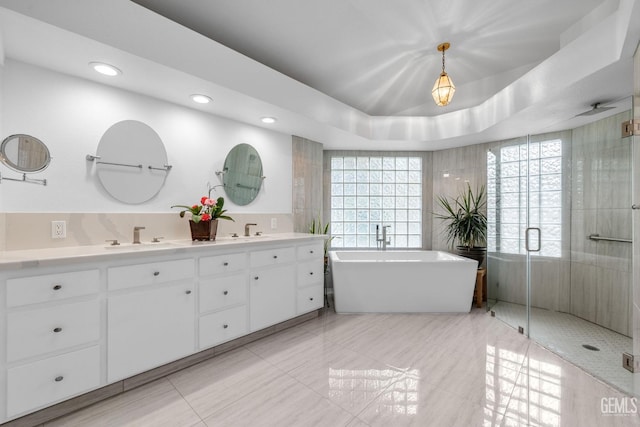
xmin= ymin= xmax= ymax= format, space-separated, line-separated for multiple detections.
xmin=486 ymin=136 xmax=531 ymax=334
xmin=488 ymin=114 xmax=635 ymax=396
xmin=528 ymin=117 xmax=634 ymax=394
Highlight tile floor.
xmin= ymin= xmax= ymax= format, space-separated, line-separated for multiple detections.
xmin=44 ymin=307 xmax=640 ymax=427
xmin=491 ymin=301 xmax=634 ymax=394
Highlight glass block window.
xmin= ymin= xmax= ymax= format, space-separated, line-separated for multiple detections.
xmin=330 ymin=156 xmax=422 ymax=248
xmin=487 ymin=139 xmax=562 ymax=257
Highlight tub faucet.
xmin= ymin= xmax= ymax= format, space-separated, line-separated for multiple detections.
xmin=376 ymin=225 xmax=391 ymax=250
xmin=133 ymin=226 xmax=145 ymax=244
xmin=244 ymin=223 xmax=257 ymax=237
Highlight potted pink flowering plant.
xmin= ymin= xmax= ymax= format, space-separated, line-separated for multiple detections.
xmin=172 ymin=196 xmax=233 ymax=241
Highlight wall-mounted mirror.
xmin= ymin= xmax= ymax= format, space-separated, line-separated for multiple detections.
xmin=222 ymin=143 xmax=264 ymax=206
xmin=92 ymin=120 xmax=170 ymax=204
xmin=0 ymin=134 xmax=51 ymax=173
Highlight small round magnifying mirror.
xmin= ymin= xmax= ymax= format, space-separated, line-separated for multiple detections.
xmin=0 ymin=134 xmax=51 ymax=173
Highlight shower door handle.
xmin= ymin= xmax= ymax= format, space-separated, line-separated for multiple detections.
xmin=525 ymin=227 xmax=541 ymax=252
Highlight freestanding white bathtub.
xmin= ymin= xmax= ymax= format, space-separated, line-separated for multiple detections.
xmin=329 ymin=250 xmax=478 ymax=313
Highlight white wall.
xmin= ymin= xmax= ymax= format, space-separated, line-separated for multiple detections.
xmin=0 ymin=59 xmax=292 ymax=214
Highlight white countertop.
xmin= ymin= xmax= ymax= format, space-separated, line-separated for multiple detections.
xmin=0 ymin=233 xmax=326 ymax=271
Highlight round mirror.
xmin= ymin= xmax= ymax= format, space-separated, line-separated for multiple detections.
xmin=0 ymin=134 xmax=51 ymax=173
xmin=95 ymin=120 xmax=169 ymax=204
xmin=222 ymin=143 xmax=263 ymax=206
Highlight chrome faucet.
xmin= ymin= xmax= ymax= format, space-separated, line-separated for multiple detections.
xmin=244 ymin=223 xmax=257 ymax=237
xmin=376 ymin=224 xmax=391 ymax=250
xmin=133 ymin=226 xmax=146 ymax=244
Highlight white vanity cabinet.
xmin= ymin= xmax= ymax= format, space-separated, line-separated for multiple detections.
xmin=107 ymin=259 xmax=196 ymax=382
xmin=3 ymin=269 xmax=102 ymax=419
xmin=198 ymin=252 xmax=248 ymax=349
xmin=7 ymin=346 xmax=101 ymax=418
xmin=250 ymin=264 xmax=296 ymax=331
xmin=249 ymin=246 xmax=296 ymax=331
xmin=295 ymin=242 xmax=325 ymax=314
xmin=0 ymin=234 xmax=325 ymax=424
xmin=7 ymin=299 xmax=100 ymax=362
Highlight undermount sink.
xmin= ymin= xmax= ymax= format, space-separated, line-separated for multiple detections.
xmin=220 ymin=234 xmax=272 ymax=242
xmin=104 ymin=241 xmax=182 ymax=250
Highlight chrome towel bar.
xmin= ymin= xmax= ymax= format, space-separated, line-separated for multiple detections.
xmin=86 ymin=154 xmax=172 ymax=171
xmin=588 ymin=234 xmax=632 ymax=243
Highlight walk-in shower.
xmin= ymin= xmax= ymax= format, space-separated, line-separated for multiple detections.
xmin=486 ymin=110 xmax=634 ymax=394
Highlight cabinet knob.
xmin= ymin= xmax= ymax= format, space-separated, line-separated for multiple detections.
xmin=185 ymin=290 xmax=192 ymax=295
xmin=53 ymin=284 xmax=62 ymax=291
xmin=223 ymin=290 xmax=229 ymax=295
xmin=309 ymin=272 xmax=314 ymax=275
xmin=153 ymin=271 xmax=160 ymax=276
xmin=273 ymin=255 xmax=278 ymax=259
xmin=309 ymin=297 xmax=314 ymax=301
xmin=53 ymin=327 xmax=62 ymax=333
xmin=223 ymin=262 xmax=229 ymax=266
xmin=254 ymin=276 xmax=259 ymax=280
xmin=310 ymin=250 xmax=314 ymax=254
xmin=54 ymin=376 xmax=64 ymax=382
xmin=223 ymin=324 xmax=229 ymax=329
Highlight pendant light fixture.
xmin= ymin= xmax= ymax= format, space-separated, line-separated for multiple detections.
xmin=432 ymin=42 xmax=455 ymax=107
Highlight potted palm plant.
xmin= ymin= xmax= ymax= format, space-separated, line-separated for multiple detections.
xmin=435 ymin=183 xmax=487 ymax=268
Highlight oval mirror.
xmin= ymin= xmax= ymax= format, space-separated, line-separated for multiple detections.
xmin=95 ymin=120 xmax=169 ymax=204
xmin=222 ymin=143 xmax=263 ymax=206
xmin=0 ymin=134 xmax=51 ymax=173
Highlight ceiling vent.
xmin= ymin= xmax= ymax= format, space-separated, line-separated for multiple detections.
xmin=576 ymin=102 xmax=615 ymax=117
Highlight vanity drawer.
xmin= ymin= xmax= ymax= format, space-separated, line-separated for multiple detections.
xmin=249 ymin=246 xmax=295 ymax=268
xmin=7 ymin=345 xmax=101 ymax=417
xmin=296 ymin=242 xmax=324 ymax=260
xmin=297 ymin=286 xmax=324 ymax=314
xmin=108 ymin=258 xmax=194 ymax=291
xmin=6 ymin=269 xmax=99 ymax=308
xmin=199 ymin=305 xmax=247 ymax=349
xmin=199 ymin=274 xmax=247 ymax=313
xmin=7 ymin=299 xmax=100 ymax=362
xmin=297 ymin=260 xmax=324 ymax=287
xmin=200 ymin=252 xmax=247 ymax=276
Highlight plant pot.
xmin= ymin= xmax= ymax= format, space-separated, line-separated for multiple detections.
xmin=455 ymin=246 xmax=486 ymax=269
xmin=189 ymin=219 xmax=218 ymax=241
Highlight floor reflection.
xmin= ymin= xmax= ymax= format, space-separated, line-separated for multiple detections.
xmin=329 ymin=367 xmax=419 ymax=415
xmin=491 ymin=301 xmax=632 ymax=394
xmin=504 ymin=352 xmax=563 ymax=425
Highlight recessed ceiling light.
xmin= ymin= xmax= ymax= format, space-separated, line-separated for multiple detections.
xmin=190 ymin=94 xmax=212 ymax=104
xmin=261 ymin=117 xmax=277 ymax=124
xmin=89 ymin=62 xmax=121 ymax=77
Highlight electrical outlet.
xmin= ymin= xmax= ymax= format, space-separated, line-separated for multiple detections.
xmin=271 ymin=218 xmax=277 ymax=230
xmin=51 ymin=221 xmax=66 ymax=239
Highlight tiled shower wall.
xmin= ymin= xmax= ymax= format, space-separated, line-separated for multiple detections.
xmin=292 ymin=136 xmax=323 ymax=233
xmin=431 ymin=143 xmax=489 ymax=253
xmin=571 ymin=110 xmax=633 ymax=336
